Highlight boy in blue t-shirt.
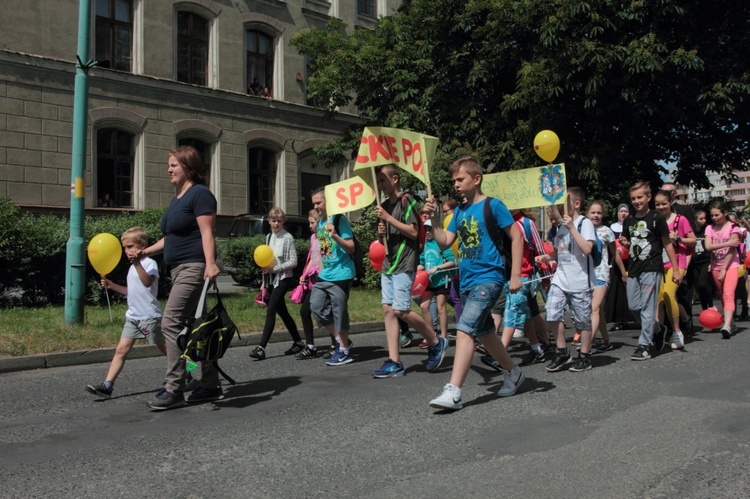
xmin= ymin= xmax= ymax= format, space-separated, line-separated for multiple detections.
xmin=309 ymin=187 xmax=356 ymax=366
xmin=424 ymin=156 xmax=526 ymax=410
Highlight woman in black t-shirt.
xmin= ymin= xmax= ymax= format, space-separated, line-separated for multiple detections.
xmin=141 ymin=146 xmax=221 ymax=410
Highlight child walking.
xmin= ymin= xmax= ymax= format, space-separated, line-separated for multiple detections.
xmin=249 ymin=207 xmax=304 ymax=360
xmin=704 ymin=200 xmax=742 ymax=338
xmin=653 ymin=190 xmax=696 ymax=349
xmin=86 ymin=227 xmax=166 ymax=399
xmin=620 ymin=182 xmax=682 ymax=360
xmin=425 ymin=156 xmax=526 ymax=409
xmin=418 ymin=219 xmax=456 ymax=340
xmin=587 ymin=200 xmax=627 ymax=352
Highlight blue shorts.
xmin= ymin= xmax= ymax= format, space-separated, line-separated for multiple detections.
xmin=503 ymin=277 xmax=534 ymax=329
xmin=456 ymin=281 xmax=504 ymax=339
xmin=381 ymin=271 xmax=414 ymax=312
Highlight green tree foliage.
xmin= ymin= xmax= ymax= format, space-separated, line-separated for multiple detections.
xmin=292 ymin=0 xmax=749 ymax=210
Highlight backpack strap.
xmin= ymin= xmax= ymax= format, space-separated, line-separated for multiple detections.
xmin=385 ymin=193 xmax=418 ymax=275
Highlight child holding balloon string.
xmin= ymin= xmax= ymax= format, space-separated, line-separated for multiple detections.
xmin=249 ymin=207 xmax=305 ymax=360
xmin=86 ymin=227 xmax=166 ymax=399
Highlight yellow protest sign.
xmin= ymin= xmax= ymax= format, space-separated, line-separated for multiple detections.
xmin=483 ymin=164 xmax=567 ymax=210
xmin=353 ymin=127 xmax=438 ymax=186
xmin=324 ymin=173 xmax=377 ymax=216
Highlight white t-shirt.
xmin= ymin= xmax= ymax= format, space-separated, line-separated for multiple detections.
xmin=551 ymin=215 xmax=597 ymax=292
xmin=125 ymin=257 xmax=162 ymax=320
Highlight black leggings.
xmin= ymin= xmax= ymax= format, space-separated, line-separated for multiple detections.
xmin=692 ymin=261 xmax=714 ymax=310
xmin=259 ymin=276 xmax=301 ymax=347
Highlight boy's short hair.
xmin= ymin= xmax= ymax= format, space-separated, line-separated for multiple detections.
xmin=268 ymin=207 xmax=285 ymax=220
xmin=448 ymin=156 xmax=483 ymax=181
xmin=121 ymin=227 xmax=148 ymax=247
xmin=629 ymin=181 xmax=651 ymax=195
xmin=567 ymin=187 xmax=585 ymax=205
xmin=311 ymin=187 xmax=325 ymax=197
xmin=376 ymin=164 xmax=400 ymax=180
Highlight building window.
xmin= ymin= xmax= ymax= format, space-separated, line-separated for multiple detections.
xmin=97 ymin=128 xmax=134 ymax=208
xmin=246 ymin=30 xmax=274 ymax=97
xmin=357 ymin=0 xmax=376 ymax=17
xmin=95 ymin=0 xmax=133 ymax=71
xmin=248 ymin=147 xmax=276 ymax=214
xmin=178 ymin=137 xmax=212 ymax=187
xmin=177 ymin=11 xmax=208 ymax=86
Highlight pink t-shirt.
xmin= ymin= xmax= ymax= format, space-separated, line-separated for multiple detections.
xmin=705 ymin=222 xmax=742 ymax=271
xmin=662 ymin=214 xmax=693 ymax=270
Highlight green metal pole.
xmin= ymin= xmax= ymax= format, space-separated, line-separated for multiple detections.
xmin=64 ymin=0 xmax=93 ymax=324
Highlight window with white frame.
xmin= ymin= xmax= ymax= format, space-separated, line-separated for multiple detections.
xmin=177 ymin=11 xmax=209 ymax=85
xmin=96 ymin=128 xmax=135 ymax=208
xmin=95 ymin=0 xmax=133 ymax=71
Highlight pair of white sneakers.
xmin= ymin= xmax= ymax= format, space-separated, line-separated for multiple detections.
xmin=429 ymin=365 xmax=526 ymax=410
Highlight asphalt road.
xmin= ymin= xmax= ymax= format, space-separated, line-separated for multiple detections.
xmin=1 ymin=321 xmax=749 ymax=498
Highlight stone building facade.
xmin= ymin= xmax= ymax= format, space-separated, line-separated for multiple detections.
xmin=0 ymin=0 xmax=399 ymax=228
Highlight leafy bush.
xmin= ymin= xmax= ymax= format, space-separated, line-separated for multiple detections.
xmin=0 ymin=198 xmax=167 ymax=306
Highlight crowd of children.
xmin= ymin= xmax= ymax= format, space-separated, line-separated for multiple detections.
xmin=85 ymin=158 xmax=746 ymax=412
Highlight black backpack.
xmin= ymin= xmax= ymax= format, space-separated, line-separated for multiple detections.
xmin=333 ymin=214 xmax=365 ymax=283
xmin=483 ymin=197 xmax=513 ymax=281
xmin=177 ymin=279 xmax=240 ymax=384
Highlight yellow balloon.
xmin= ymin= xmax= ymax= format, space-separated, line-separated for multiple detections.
xmin=254 ymin=244 xmax=275 ymax=268
xmin=534 ymin=130 xmax=561 ymax=163
xmin=87 ymin=233 xmax=123 ymax=275
xmin=739 ymin=265 xmax=746 ymax=278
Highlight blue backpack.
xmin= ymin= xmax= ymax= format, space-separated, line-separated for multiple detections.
xmin=577 ymin=218 xmax=603 ymax=268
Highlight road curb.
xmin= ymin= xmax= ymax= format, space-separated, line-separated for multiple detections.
xmin=0 ymin=321 xmax=386 ymax=374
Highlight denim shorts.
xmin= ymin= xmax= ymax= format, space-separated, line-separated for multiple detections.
xmin=503 ymin=278 xmax=534 ymax=329
xmin=121 ymin=317 xmax=163 ymax=344
xmin=381 ymin=271 xmax=414 ymax=312
xmin=456 ymin=281 xmax=504 ymax=339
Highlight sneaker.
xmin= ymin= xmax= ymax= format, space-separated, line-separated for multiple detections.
xmin=593 ymin=341 xmax=614 ymax=354
xmin=512 ymin=329 xmax=524 ymax=339
xmin=295 ymin=346 xmax=318 ymax=359
xmin=720 ymin=326 xmax=732 ymax=339
xmin=325 ymin=348 xmax=353 ymax=366
xmin=186 ymin=386 xmax=224 ymax=403
xmin=670 ymin=331 xmax=685 ymax=350
xmin=429 ymin=383 xmax=463 ymax=410
xmin=654 ymin=325 xmax=667 ymax=352
xmin=474 ymin=343 xmax=489 ymax=355
xmin=419 ymin=339 xmax=429 ymax=349
xmin=426 ymin=336 xmax=449 ymax=372
xmin=448 ymin=331 xmax=457 ymax=339
xmin=284 ymin=342 xmax=305 ymax=356
xmin=249 ymin=345 xmax=266 ymax=360
xmin=498 ymin=365 xmax=526 ymax=397
xmin=520 ymin=349 xmax=546 ymax=366
xmin=85 ymin=383 xmax=112 ymax=399
xmin=147 ymin=390 xmax=186 ymax=411
xmin=631 ymin=345 xmax=652 ymax=361
xmin=399 ymin=332 xmax=413 ymax=348
xmin=545 ymin=351 xmax=572 ymax=372
xmin=372 ymin=359 xmax=405 ymax=378
xmin=569 ymin=355 xmax=592 ymax=372
xmin=572 ymin=332 xmax=581 ymax=346
xmin=480 ymin=355 xmax=503 ymax=371
xmin=322 ymin=344 xmax=336 ymax=359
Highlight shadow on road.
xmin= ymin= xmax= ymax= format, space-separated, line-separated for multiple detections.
xmin=214 ymin=376 xmax=302 ymax=409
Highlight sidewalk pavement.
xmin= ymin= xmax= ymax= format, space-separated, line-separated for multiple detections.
xmin=0 ymin=321 xmax=387 ymax=375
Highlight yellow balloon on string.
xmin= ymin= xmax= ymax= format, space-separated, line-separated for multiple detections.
xmin=254 ymin=244 xmax=275 ymax=267
xmin=534 ymin=130 xmax=561 ymax=163
xmin=87 ymin=233 xmax=122 ymax=275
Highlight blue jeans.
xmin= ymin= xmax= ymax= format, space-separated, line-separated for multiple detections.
xmin=456 ymin=281 xmax=504 ymax=339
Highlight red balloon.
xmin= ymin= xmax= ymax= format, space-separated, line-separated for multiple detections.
xmin=616 ymin=240 xmax=628 ymax=260
xmin=412 ymin=270 xmax=429 ymax=296
xmin=699 ymin=309 xmax=723 ymax=329
xmin=369 ymin=240 xmax=385 ymax=268
xmin=744 ymin=251 xmax=750 ymax=268
xmin=543 ymin=242 xmax=554 ymax=255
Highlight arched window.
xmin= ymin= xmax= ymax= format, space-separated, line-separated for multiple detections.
xmin=246 ymin=30 xmax=274 ymax=97
xmin=96 ymin=128 xmax=135 ymax=208
xmin=248 ymin=147 xmax=276 ymax=215
xmin=177 ymin=11 xmax=208 ymax=85
xmin=95 ymin=0 xmax=133 ymax=71
xmin=177 ymin=137 xmax=212 ymax=187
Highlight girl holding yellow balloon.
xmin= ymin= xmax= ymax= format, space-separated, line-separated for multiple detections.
xmin=248 ymin=207 xmax=304 ymax=360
